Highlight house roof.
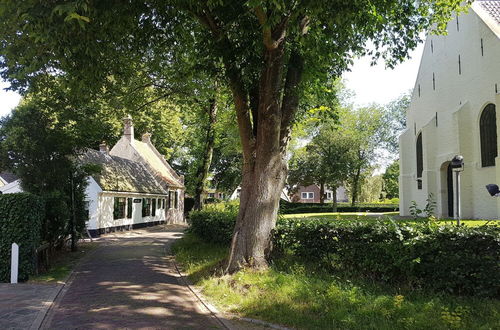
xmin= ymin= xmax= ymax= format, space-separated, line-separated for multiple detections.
xmin=132 ymin=140 xmax=184 ymax=188
xmin=79 ymin=149 xmax=168 ymax=195
xmin=478 ymin=0 xmax=500 ymax=24
xmin=0 ymin=171 xmax=19 ymax=184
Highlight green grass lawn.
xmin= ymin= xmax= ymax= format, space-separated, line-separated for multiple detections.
xmin=29 ymin=242 xmax=98 ymax=283
xmin=282 ymin=212 xmax=499 ymax=227
xmin=173 ymin=233 xmax=500 ymax=330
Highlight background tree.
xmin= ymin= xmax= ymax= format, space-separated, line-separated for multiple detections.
xmin=338 ymin=106 xmax=387 ymax=205
xmin=358 ymin=174 xmax=384 ymax=203
xmin=288 ymin=124 xmax=355 ymax=208
xmin=0 ymin=0 xmax=469 ymax=272
xmin=382 ymin=161 xmax=400 ymax=199
xmin=0 ymin=96 xmax=98 ymax=250
xmin=381 ymin=92 xmax=412 ymax=156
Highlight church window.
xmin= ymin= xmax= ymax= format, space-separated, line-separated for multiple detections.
xmin=480 ymin=104 xmax=497 ymax=167
xmin=416 ymin=133 xmax=423 ymax=189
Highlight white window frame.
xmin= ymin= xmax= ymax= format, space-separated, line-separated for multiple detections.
xmin=326 ymin=192 xmax=332 ymax=200
xmin=301 ymin=192 xmax=314 ymax=199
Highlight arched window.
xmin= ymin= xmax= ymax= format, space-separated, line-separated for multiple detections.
xmin=416 ymin=132 xmax=423 ymax=189
xmin=480 ymin=104 xmax=497 ymax=167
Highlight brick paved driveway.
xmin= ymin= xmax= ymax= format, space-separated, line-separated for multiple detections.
xmin=42 ymin=226 xmax=222 ymax=329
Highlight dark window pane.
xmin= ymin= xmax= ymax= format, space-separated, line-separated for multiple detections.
xmin=174 ymin=191 xmax=178 ymax=209
xmin=113 ymin=197 xmax=126 ymax=220
xmin=142 ymin=198 xmax=151 ymax=217
xmin=416 ymin=133 xmax=423 ymax=178
xmin=152 ymin=198 xmax=156 ymax=216
xmin=126 ymin=198 xmax=132 ymax=218
xmin=480 ymin=104 xmax=497 ymax=167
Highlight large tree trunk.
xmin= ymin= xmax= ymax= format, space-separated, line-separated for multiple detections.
xmin=194 ymin=98 xmax=218 ymax=211
xmin=197 ymin=10 xmax=306 ymax=273
xmin=319 ymin=182 xmax=325 ymax=204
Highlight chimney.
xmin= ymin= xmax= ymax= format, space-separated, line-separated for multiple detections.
xmin=99 ymin=142 xmax=109 ymax=155
xmin=123 ymin=115 xmax=134 ymax=141
xmin=142 ymin=132 xmax=152 ymax=144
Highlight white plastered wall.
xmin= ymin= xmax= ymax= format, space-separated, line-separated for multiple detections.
xmin=400 ymin=7 xmax=500 ymax=219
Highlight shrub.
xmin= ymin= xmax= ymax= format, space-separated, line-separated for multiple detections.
xmin=279 ymin=201 xmax=399 ymax=214
xmin=273 ymin=219 xmax=500 ymax=297
xmin=0 ymin=193 xmax=44 ymax=282
xmin=188 ymin=205 xmax=499 ymax=297
xmin=189 ymin=203 xmax=238 ymax=245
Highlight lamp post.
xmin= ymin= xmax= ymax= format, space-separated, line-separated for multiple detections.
xmin=450 ymin=155 xmax=464 ymax=226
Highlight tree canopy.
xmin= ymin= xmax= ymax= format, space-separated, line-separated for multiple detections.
xmin=0 ymin=0 xmax=470 ymax=271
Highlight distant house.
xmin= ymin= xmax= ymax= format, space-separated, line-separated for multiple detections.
xmin=230 ymin=186 xmax=291 ymax=202
xmin=0 ymin=172 xmax=22 ymax=194
xmin=83 ymin=116 xmax=185 ymax=236
xmin=290 ymin=184 xmax=348 ymax=204
xmin=399 ymin=0 xmax=500 ymax=219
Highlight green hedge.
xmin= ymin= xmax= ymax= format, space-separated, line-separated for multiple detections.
xmin=189 ymin=207 xmax=499 ymax=297
xmin=0 ymin=193 xmax=44 ymax=282
xmin=274 ymin=219 xmax=500 ymax=297
xmin=189 ymin=205 xmax=238 ymax=245
xmin=279 ymin=201 xmax=399 ymax=214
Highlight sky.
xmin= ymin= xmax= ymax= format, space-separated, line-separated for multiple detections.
xmin=0 ymin=42 xmax=425 ymax=118
xmin=342 ymin=42 xmax=424 ymax=107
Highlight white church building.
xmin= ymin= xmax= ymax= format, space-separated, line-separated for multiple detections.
xmin=399 ymin=0 xmax=500 ymax=219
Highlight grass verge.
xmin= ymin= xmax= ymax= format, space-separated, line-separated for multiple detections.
xmin=173 ymin=233 xmax=500 ymax=330
xmin=29 ymin=241 xmax=99 ymax=283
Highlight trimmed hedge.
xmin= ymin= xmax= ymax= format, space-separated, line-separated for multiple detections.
xmin=274 ymin=219 xmax=500 ymax=297
xmin=279 ymin=201 xmax=399 ymax=214
xmin=0 ymin=193 xmax=44 ymax=282
xmin=189 ymin=207 xmax=500 ymax=297
xmin=189 ymin=206 xmax=238 ymax=245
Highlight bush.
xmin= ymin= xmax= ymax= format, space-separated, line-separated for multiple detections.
xmin=189 ymin=203 xmax=238 ymax=245
xmin=188 ymin=205 xmax=499 ymax=297
xmin=279 ymin=200 xmax=399 ymax=214
xmin=0 ymin=193 xmax=44 ymax=282
xmin=273 ymin=219 xmax=500 ymax=297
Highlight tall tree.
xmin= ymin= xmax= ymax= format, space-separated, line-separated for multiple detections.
xmin=383 ymin=160 xmax=400 ymax=199
xmin=0 ymin=0 xmax=469 ymax=272
xmin=288 ymin=125 xmax=355 ymax=207
xmin=382 ymin=92 xmax=412 ymax=156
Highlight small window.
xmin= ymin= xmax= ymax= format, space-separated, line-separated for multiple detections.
xmin=168 ymin=191 xmax=173 ymax=209
xmin=142 ymin=198 xmax=151 ymax=217
xmin=327 ymin=192 xmax=332 ymax=200
xmin=480 ymin=104 xmax=497 ymax=167
xmin=208 ymin=193 xmax=215 ymax=198
xmin=126 ymin=198 xmax=132 ymax=218
xmin=416 ymin=132 xmax=423 ymax=178
xmin=152 ymin=198 xmax=156 ymax=216
xmin=174 ymin=191 xmax=179 ymax=209
xmin=113 ymin=197 xmax=126 ymax=220
xmin=301 ymin=192 xmax=314 ymax=199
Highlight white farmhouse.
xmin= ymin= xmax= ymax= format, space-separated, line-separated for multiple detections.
xmin=81 ymin=116 xmax=185 ymax=236
xmin=399 ymin=1 xmax=500 ymax=219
